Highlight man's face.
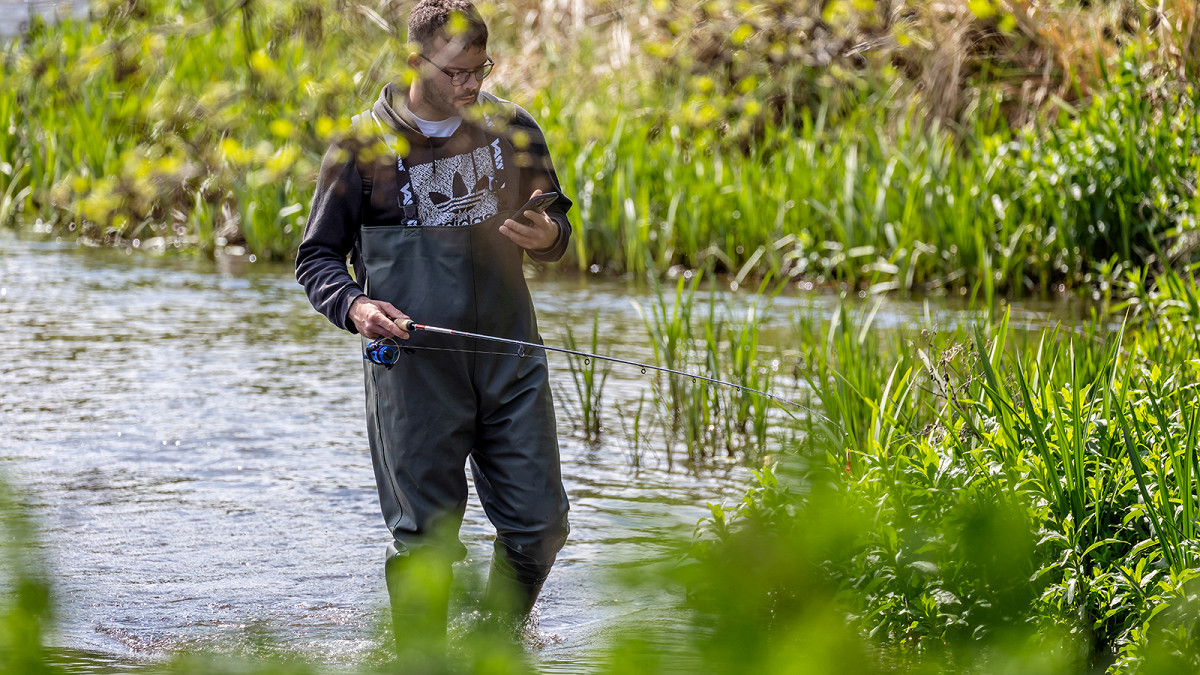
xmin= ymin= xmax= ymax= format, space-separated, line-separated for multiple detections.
xmin=412 ymin=34 xmax=489 ymax=120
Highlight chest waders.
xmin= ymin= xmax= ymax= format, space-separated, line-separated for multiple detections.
xmin=356 ymin=110 xmax=570 ymax=637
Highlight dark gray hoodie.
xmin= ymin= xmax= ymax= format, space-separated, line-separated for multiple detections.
xmin=295 ymin=83 xmax=573 ymax=333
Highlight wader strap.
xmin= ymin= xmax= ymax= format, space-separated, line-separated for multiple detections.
xmin=350 ymin=110 xmax=376 ymax=221
xmin=367 ymin=111 xmax=418 ymax=224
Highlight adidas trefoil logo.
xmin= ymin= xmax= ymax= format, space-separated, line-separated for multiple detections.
xmin=429 ymin=171 xmax=492 ymax=216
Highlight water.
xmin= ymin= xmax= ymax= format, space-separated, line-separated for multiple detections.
xmin=0 ymin=235 xmax=1082 ymax=672
xmin=0 ymin=236 xmax=754 ymax=672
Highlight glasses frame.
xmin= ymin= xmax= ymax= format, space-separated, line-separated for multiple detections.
xmin=418 ymin=54 xmax=494 ymax=86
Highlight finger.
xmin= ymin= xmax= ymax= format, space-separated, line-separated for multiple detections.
xmin=506 ymin=212 xmax=554 ymax=249
xmin=366 ymin=302 xmax=404 ymax=338
xmin=381 ymin=314 xmax=410 ymax=340
xmin=499 ymin=222 xmax=534 ymax=249
xmin=499 ymin=219 xmax=523 ymax=235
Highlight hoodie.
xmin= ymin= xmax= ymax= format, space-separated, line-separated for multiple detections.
xmin=295 ymin=83 xmax=573 ymax=333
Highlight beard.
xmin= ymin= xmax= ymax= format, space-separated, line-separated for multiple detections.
xmin=418 ymin=80 xmax=478 ymax=120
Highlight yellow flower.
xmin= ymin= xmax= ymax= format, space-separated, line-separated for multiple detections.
xmin=269 ymin=119 xmax=295 ymax=139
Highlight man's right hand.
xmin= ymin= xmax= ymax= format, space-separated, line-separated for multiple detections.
xmin=348 ymin=295 xmax=411 ymax=340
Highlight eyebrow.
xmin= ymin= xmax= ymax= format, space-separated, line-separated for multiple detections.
xmin=445 ymin=59 xmax=490 ymax=73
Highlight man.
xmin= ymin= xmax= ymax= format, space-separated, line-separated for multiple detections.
xmin=295 ymin=0 xmax=571 ymax=642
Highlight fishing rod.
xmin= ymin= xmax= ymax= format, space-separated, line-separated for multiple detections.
xmin=365 ymin=319 xmax=844 ymax=432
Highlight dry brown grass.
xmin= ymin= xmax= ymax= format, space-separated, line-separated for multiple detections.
xmin=475 ymin=0 xmax=1199 ymax=134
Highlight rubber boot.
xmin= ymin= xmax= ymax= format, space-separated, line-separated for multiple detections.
xmin=485 ymin=556 xmax=546 ymax=617
xmin=483 ymin=542 xmax=553 ymax=637
xmin=385 ymin=546 xmax=453 ymax=659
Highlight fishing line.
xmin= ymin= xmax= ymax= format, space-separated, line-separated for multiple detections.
xmin=365 ymin=319 xmax=845 ymax=434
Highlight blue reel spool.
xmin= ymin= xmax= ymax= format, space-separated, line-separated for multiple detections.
xmin=364 ymin=339 xmax=400 ymax=369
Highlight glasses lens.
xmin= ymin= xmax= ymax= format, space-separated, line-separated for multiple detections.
xmin=449 ymin=61 xmax=493 ymax=86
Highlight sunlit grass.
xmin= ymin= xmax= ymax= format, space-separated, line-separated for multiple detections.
xmin=700 ymin=263 xmax=1200 ymax=672
xmin=4 ymin=1 xmax=1200 ymax=672
xmin=2 ymin=1 xmax=1196 ymax=294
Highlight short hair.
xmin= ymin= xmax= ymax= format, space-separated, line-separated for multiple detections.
xmin=408 ymin=0 xmax=488 ymax=53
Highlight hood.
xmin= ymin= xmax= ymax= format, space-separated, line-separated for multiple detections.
xmin=372 ymin=83 xmax=502 ymax=141
xmin=373 ymin=83 xmax=423 ymax=138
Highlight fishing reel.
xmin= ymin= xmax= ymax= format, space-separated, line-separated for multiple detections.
xmin=363 ymin=338 xmax=402 ymax=369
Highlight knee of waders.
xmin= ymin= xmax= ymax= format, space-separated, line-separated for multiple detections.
xmin=492 ymin=515 xmax=570 ymax=586
xmin=486 ymin=523 xmax=567 ymax=626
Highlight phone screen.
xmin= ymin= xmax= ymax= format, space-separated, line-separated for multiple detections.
xmin=521 ymin=192 xmax=559 ymax=213
xmin=514 ymin=192 xmax=559 ymax=224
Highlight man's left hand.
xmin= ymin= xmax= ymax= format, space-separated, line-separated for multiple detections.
xmin=500 ymin=190 xmax=559 ymax=251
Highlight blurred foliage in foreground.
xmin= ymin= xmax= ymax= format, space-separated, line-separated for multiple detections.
xmin=0 ymin=0 xmax=1198 ymax=294
xmin=0 ymin=479 xmax=54 ymax=675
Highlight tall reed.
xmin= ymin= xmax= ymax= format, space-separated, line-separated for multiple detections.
xmin=562 ymin=315 xmax=610 ymax=443
xmin=709 ymin=263 xmax=1200 ymax=671
xmin=3 ymin=1 xmax=1196 ymax=296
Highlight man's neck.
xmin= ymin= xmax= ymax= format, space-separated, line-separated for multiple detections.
xmin=407 ymin=85 xmax=448 ymax=122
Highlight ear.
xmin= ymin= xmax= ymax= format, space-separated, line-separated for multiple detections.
xmin=406 ymin=52 xmax=422 ymax=69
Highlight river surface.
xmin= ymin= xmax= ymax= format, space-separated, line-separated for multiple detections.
xmin=0 ymin=234 xmax=1081 ymax=673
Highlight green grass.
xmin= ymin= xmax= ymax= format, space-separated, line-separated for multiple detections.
xmin=5 ymin=1 xmax=1200 ymax=671
xmin=2 ymin=1 xmax=1197 ymax=295
xmin=544 ymin=68 xmax=1199 ymax=296
xmin=0 ymin=478 xmax=55 ymax=675
xmin=696 ymin=262 xmax=1200 ymax=673
xmin=561 ymin=315 xmax=611 ymax=443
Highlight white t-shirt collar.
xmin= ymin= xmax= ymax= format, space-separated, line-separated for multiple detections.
xmin=406 ymin=107 xmax=463 ymax=138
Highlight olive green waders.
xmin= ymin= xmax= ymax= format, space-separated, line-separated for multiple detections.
xmin=360 ymin=218 xmax=570 ymax=643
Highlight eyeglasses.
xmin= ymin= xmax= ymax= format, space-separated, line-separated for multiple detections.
xmin=418 ymin=54 xmax=494 ymax=86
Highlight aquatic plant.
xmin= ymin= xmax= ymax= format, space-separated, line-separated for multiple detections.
xmin=698 ymin=264 xmax=1200 ymax=672
xmin=615 ymin=392 xmax=650 ymax=469
xmin=562 ymin=315 xmax=611 ymax=443
xmin=634 ymin=272 xmax=699 ymax=453
xmin=631 ymin=272 xmax=788 ymax=462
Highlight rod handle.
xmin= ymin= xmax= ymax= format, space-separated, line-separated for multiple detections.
xmin=399 ymin=319 xmax=417 ymax=332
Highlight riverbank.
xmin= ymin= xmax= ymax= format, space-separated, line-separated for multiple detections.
xmin=1 ymin=0 xmax=1196 ymax=297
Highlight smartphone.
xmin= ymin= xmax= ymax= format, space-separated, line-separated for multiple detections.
xmin=513 ymin=192 xmax=559 ymax=224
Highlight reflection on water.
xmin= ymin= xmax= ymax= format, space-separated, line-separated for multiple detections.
xmin=0 ymin=235 xmax=1079 ymax=672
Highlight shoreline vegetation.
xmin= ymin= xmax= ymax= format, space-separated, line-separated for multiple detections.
xmin=5 ymin=1 xmax=1200 ymax=673
xmin=1 ymin=0 xmax=1196 ymax=297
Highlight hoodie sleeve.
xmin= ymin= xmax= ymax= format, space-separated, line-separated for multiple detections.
xmin=508 ymin=104 xmax=573 ymax=263
xmin=295 ymin=141 xmax=366 ymax=333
